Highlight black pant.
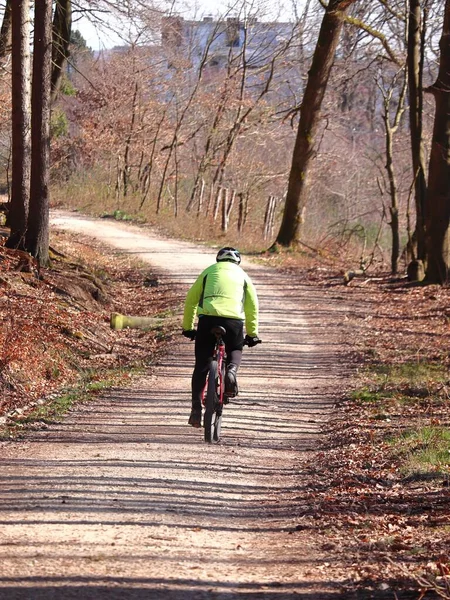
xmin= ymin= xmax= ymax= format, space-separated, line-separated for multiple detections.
xmin=191 ymin=316 xmax=244 ymax=409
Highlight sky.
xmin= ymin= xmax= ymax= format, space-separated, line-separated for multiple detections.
xmin=75 ymin=0 xmax=298 ymax=50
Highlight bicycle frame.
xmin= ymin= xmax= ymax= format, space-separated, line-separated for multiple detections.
xmin=202 ymin=327 xmax=227 ymax=443
xmin=197 ymin=326 xmax=260 ymax=442
xmin=202 ymin=330 xmax=226 ymax=408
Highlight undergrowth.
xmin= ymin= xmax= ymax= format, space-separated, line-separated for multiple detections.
xmin=353 ymin=360 xmax=450 ymax=477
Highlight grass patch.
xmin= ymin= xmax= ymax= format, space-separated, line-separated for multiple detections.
xmin=352 ymin=361 xmax=450 ymax=475
xmin=0 ymin=368 xmax=141 ymax=440
xmin=351 ymin=388 xmax=392 ymax=403
xmin=354 ymin=361 xmax=449 ymax=406
xmin=389 ymin=426 xmax=450 ymax=476
xmin=371 ymin=361 xmax=448 ymax=383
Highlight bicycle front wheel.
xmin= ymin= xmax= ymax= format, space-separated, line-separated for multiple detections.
xmin=204 ymin=360 xmax=219 ymax=443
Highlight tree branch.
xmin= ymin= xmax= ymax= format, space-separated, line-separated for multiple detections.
xmin=344 ymin=15 xmax=404 ymax=66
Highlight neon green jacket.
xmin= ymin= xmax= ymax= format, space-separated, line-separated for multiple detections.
xmin=183 ymin=261 xmax=259 ymax=337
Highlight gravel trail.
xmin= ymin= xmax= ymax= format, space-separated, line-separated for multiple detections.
xmin=0 ymin=212 xmax=350 ymax=599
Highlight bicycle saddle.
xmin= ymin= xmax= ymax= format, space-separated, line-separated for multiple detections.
xmin=211 ymin=326 xmax=226 ymax=337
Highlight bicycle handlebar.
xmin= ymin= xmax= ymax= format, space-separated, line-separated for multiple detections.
xmin=182 ymin=329 xmax=262 ymax=346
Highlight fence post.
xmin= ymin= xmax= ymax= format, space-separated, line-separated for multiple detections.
xmin=263 ymin=196 xmax=273 ymax=239
xmin=213 ymin=186 xmax=222 ymax=221
xmin=197 ymin=178 xmax=205 ymax=216
xmin=221 ymin=188 xmax=228 ymax=232
xmin=227 ymin=190 xmax=236 ymax=219
xmin=269 ymin=195 xmax=277 ymax=239
xmin=237 ymin=193 xmax=244 ymax=232
xmin=263 ymin=195 xmax=280 ymax=240
xmin=206 ymin=183 xmax=214 ymax=216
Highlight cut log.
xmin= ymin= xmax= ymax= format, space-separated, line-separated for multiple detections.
xmin=111 ymin=313 xmax=165 ymax=331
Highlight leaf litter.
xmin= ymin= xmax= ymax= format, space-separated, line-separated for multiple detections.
xmin=0 ymin=228 xmax=181 ymax=423
xmin=271 ymin=263 xmax=450 ymax=600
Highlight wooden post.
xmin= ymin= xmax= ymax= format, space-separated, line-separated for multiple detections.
xmin=220 ymin=188 xmax=237 ymax=232
xmin=263 ymin=195 xmax=280 ymax=240
xmin=221 ymin=188 xmax=228 ymax=232
xmin=115 ymin=155 xmax=122 ymax=201
xmin=227 ymin=190 xmax=236 ymax=220
xmin=268 ymin=196 xmax=278 ymax=239
xmin=243 ymin=192 xmax=249 ymax=229
xmin=263 ymin=196 xmax=273 ymax=240
xmin=197 ymin=178 xmax=205 ymax=216
xmin=237 ymin=192 xmax=244 ymax=232
xmin=213 ymin=186 xmax=222 ymax=221
xmin=206 ymin=183 xmax=214 ymax=216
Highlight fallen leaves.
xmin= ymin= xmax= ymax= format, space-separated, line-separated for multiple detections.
xmin=293 ymin=269 xmax=450 ymax=598
xmin=0 ymin=229 xmax=181 ymax=423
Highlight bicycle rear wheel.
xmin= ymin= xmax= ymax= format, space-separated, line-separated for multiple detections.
xmin=213 ymin=359 xmax=225 ymax=441
xmin=204 ymin=360 xmax=220 ymax=443
xmin=213 ymin=407 xmax=223 ymax=442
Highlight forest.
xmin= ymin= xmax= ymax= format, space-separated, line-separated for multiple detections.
xmin=0 ymin=0 xmax=448 ymax=281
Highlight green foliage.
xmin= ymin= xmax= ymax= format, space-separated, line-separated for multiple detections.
xmin=351 ymin=388 xmax=391 ymax=403
xmin=112 ymin=209 xmax=133 ymax=221
xmin=51 ymin=109 xmax=69 ymax=138
xmin=70 ymin=30 xmax=89 ymax=51
xmin=59 ymin=77 xmax=77 ymax=97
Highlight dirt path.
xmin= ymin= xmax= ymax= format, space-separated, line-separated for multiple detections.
xmin=0 ymin=212 xmax=351 ymax=599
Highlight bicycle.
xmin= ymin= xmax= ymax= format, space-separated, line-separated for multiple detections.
xmin=202 ymin=326 xmax=260 ymax=443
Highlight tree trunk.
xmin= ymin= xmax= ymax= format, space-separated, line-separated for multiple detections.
xmin=6 ymin=0 xmax=31 ymax=250
xmin=275 ymin=0 xmax=355 ymax=247
xmin=51 ymin=0 xmax=71 ymax=102
xmin=425 ymin=0 xmax=450 ymax=283
xmin=407 ymin=0 xmax=427 ymax=262
xmin=0 ymin=0 xmax=12 ymax=59
xmin=380 ymin=71 xmax=407 ymax=276
xmin=26 ymin=0 xmax=52 ymax=266
xmin=123 ymin=80 xmax=139 ymax=197
xmin=389 ymin=206 xmax=400 ymax=275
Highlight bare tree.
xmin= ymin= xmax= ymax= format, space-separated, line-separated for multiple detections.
xmin=275 ymin=0 xmax=356 ymax=248
xmin=51 ymin=0 xmax=72 ymax=102
xmin=378 ymin=69 xmax=408 ymax=274
xmin=156 ymin=20 xmax=221 ymax=213
xmin=407 ymin=0 xmax=428 ymax=265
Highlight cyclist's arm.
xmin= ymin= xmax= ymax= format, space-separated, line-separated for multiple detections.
xmin=182 ymin=275 xmax=204 ymax=331
xmin=243 ymin=276 xmax=259 ymax=337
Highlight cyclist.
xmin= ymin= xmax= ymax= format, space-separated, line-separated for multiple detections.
xmin=182 ymin=247 xmax=261 ymax=428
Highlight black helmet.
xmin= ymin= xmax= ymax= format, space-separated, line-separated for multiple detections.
xmin=216 ymin=247 xmax=241 ymax=264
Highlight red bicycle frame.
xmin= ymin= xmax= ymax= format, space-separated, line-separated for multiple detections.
xmin=201 ymin=333 xmax=226 ymax=407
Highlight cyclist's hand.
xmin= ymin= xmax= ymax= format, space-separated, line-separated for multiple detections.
xmin=182 ymin=329 xmax=197 ymax=341
xmin=245 ymin=334 xmax=261 ymax=347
